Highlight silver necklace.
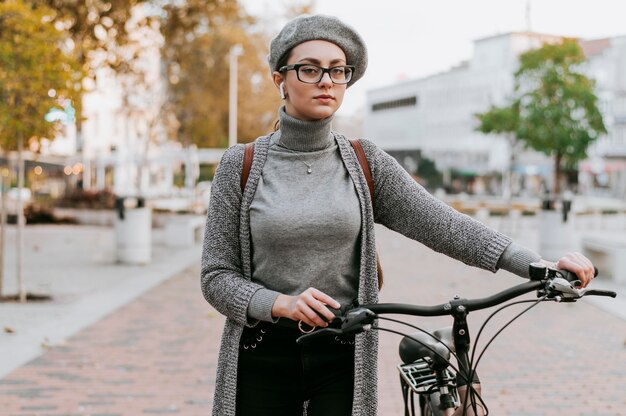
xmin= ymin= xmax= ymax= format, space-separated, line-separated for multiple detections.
xmin=278 ymin=140 xmax=313 ymax=174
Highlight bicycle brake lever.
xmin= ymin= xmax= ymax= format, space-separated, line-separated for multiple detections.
xmin=547 ymin=277 xmax=583 ymax=300
xmin=341 ymin=308 xmax=377 ymax=335
xmin=579 ymin=289 xmax=617 ymax=298
xmin=547 ymin=277 xmax=618 ymax=301
xmin=296 ymin=308 xmax=377 ymax=345
xmin=296 ymin=327 xmax=343 ymax=345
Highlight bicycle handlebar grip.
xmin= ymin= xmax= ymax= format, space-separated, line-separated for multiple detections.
xmin=559 ymin=267 xmax=599 ymax=284
xmin=529 ymin=263 xmax=598 ymax=282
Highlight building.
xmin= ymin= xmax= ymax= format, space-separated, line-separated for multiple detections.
xmin=578 ymin=36 xmax=626 ymax=196
xmin=364 ymin=32 xmax=626 ymax=197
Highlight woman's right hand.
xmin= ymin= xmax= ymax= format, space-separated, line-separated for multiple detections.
xmin=272 ymin=288 xmax=341 ymax=328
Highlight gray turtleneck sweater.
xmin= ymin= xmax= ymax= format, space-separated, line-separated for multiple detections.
xmin=246 ymin=108 xmax=540 ymax=322
xmin=248 ymin=109 xmax=361 ymax=321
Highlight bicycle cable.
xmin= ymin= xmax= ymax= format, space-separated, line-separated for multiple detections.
xmin=373 ymin=324 xmax=485 ymax=416
xmin=471 ymin=296 xmax=548 ymax=373
xmin=373 ymin=325 xmax=462 ymax=376
xmin=376 ymin=315 xmax=487 ymax=415
xmin=455 ymin=297 xmax=547 ymax=415
xmin=377 ymin=316 xmax=460 ymax=365
xmin=461 ymin=296 xmax=549 ymax=415
xmin=468 ymin=298 xmax=546 ymax=378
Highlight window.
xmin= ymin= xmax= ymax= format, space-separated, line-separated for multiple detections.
xmin=372 ymin=96 xmax=418 ymax=112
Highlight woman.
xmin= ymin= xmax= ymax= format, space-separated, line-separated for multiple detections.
xmin=201 ymin=14 xmax=595 ymax=416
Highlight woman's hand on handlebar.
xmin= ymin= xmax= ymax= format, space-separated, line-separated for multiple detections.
xmin=550 ymin=252 xmax=596 ymax=288
xmin=271 ymin=288 xmax=341 ymax=328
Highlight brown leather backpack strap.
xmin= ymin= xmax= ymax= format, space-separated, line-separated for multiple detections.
xmin=349 ymin=139 xmax=374 ymax=205
xmin=241 ymin=142 xmax=255 ymax=192
xmin=348 ymin=139 xmax=383 ymax=290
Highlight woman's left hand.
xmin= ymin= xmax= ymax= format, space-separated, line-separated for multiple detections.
xmin=552 ymin=252 xmax=596 ymax=288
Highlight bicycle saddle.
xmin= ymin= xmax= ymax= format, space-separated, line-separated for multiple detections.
xmin=432 ymin=326 xmax=455 ymax=352
xmin=399 ymin=326 xmax=454 ymax=368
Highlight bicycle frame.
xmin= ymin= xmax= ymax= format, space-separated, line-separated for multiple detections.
xmin=362 ymin=279 xmax=591 ymax=415
xmin=392 ymin=296 xmax=490 ymax=416
xmin=297 ymin=266 xmax=615 ymax=416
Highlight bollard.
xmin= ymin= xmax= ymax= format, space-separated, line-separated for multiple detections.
xmin=539 ymin=198 xmax=577 ymax=261
xmin=114 ymin=197 xmax=151 ymax=265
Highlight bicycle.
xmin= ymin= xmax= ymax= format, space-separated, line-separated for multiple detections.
xmin=297 ymin=263 xmax=617 ymax=415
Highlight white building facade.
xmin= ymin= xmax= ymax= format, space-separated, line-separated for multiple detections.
xmin=364 ymin=32 xmax=626 ymax=197
xmin=578 ymin=36 xmax=626 ymax=196
xmin=45 ymin=5 xmax=201 ymax=199
xmin=78 ymin=7 xmax=174 ymax=198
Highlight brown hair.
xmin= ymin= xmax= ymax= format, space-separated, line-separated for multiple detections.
xmin=273 ymin=48 xmax=294 ymax=132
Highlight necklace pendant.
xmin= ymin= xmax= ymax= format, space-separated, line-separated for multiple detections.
xmin=307 ymin=168 xmax=312 ymax=174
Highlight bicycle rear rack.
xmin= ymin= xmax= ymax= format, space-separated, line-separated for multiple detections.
xmin=398 ymin=358 xmax=458 ymax=400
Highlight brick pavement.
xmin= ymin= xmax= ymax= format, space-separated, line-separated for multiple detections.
xmin=1 ymin=225 xmax=625 ymax=415
xmin=0 ymin=266 xmax=221 ymax=416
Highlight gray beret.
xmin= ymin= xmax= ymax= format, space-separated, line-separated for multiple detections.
xmin=268 ymin=14 xmax=368 ymax=87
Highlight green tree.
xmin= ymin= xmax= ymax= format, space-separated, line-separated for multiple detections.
xmin=415 ymin=157 xmax=443 ymax=190
xmin=0 ymin=0 xmax=83 ymax=300
xmin=476 ymin=39 xmax=606 ymax=195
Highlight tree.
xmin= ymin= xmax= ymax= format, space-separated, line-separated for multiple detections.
xmin=25 ymin=1 xmax=285 ymax=150
xmin=34 ymin=0 xmax=148 ymax=69
xmin=0 ymin=0 xmax=83 ymax=301
xmin=476 ymin=39 xmax=606 ymax=195
xmin=159 ymin=0 xmax=280 ymax=148
xmin=415 ymin=157 xmax=443 ymax=190
xmin=26 ymin=0 xmax=154 ymax=157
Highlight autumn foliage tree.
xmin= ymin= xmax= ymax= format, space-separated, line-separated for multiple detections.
xmin=29 ymin=0 xmax=155 ymax=142
xmin=0 ymin=0 xmax=83 ymax=300
xmin=16 ymin=1 xmax=292 ymax=150
xmin=476 ymin=39 xmax=606 ymax=195
xmin=159 ymin=0 xmax=280 ymax=148
xmin=0 ymin=0 xmax=83 ymax=150
xmin=33 ymin=0 xmax=148 ymax=70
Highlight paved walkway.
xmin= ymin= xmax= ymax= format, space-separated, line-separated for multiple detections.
xmin=1 ymin=222 xmax=625 ymax=415
xmin=0 ymin=225 xmax=202 ymax=378
xmin=1 ymin=266 xmax=217 ymax=415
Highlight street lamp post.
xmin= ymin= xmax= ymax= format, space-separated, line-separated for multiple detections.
xmin=229 ymin=45 xmax=243 ymax=148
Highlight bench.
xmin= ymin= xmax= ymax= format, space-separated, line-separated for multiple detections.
xmin=165 ymin=215 xmax=206 ymax=247
xmin=581 ymin=233 xmax=626 ymax=283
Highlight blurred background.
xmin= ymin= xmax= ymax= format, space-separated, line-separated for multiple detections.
xmin=1 ymin=0 xmax=625 ymax=414
xmin=2 ymin=0 xmax=626 ymax=216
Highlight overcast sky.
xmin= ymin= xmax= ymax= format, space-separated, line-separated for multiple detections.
xmin=243 ymin=0 xmax=626 ymax=115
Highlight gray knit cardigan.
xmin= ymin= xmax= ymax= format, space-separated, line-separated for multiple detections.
xmin=200 ymin=134 xmax=512 ymax=416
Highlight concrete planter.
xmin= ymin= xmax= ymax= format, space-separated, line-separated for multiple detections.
xmin=114 ymin=207 xmax=152 ymax=265
xmin=538 ymin=207 xmax=577 ymax=261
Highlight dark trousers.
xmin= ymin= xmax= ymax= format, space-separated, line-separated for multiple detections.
xmin=236 ymin=322 xmax=355 ymax=416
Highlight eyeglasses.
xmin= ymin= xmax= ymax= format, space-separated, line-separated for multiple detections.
xmin=279 ymin=64 xmax=355 ymax=85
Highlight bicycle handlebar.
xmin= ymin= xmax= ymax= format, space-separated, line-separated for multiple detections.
xmin=365 ymin=280 xmax=545 ymax=317
xmin=296 ymin=267 xmax=616 ymax=345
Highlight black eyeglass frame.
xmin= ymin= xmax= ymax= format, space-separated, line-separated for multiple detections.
xmin=278 ymin=64 xmax=355 ymax=85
